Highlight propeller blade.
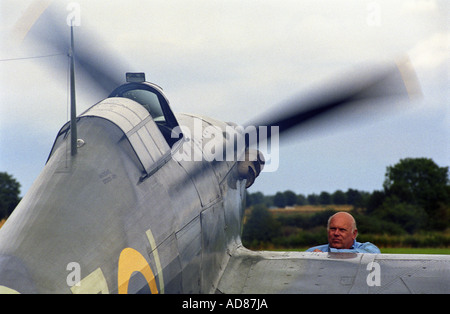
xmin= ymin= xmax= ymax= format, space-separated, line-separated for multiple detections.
xmin=246 ymin=58 xmax=421 ymax=141
xmin=23 ymin=7 xmax=129 ymax=97
xmin=173 ymin=59 xmax=422 ymax=189
xmin=19 ymin=4 xmax=421 ymax=187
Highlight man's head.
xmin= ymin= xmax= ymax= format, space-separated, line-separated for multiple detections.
xmin=327 ymin=212 xmax=357 ymax=249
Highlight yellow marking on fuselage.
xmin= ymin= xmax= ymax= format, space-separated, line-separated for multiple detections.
xmin=146 ymin=229 xmax=164 ymax=294
xmin=117 ymin=247 xmax=158 ymax=294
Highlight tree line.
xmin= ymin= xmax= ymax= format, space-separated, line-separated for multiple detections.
xmin=0 ymin=172 xmax=21 ymax=220
xmin=247 ymin=188 xmax=369 ymax=209
xmin=243 ymin=158 xmax=450 ymax=248
xmin=1 ymin=157 xmax=449 ymax=241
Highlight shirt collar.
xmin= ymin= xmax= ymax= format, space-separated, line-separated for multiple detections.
xmin=329 ymin=240 xmax=357 ymax=250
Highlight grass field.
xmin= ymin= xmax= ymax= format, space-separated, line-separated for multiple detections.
xmin=281 ymin=247 xmax=450 ymax=254
xmin=379 ymin=247 xmax=450 ymax=254
xmin=270 ymin=204 xmax=353 ymax=215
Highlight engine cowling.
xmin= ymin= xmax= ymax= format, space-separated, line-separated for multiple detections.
xmin=237 ymin=149 xmax=265 ymax=188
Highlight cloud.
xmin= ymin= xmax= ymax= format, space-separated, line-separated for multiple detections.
xmin=402 ymin=0 xmax=438 ymax=14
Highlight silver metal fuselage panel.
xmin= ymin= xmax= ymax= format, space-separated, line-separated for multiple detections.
xmin=0 ymin=96 xmax=245 ymax=293
xmin=1 ymin=95 xmax=448 ymax=294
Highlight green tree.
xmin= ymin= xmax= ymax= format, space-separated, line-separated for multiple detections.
xmin=246 ymin=191 xmax=265 ymax=207
xmin=366 ymin=190 xmax=386 ymax=214
xmin=283 ymin=190 xmax=297 ymax=206
xmin=307 ymin=193 xmax=319 ymax=205
xmin=297 ymin=194 xmax=307 ymax=205
xmin=242 ymin=204 xmax=281 ymax=246
xmin=0 ymin=172 xmax=21 ymax=219
xmin=383 ymin=158 xmax=450 ymax=230
xmin=346 ymin=189 xmax=362 ymax=206
xmin=319 ymin=191 xmax=331 ymax=205
xmin=332 ymin=190 xmax=347 ymax=205
xmin=273 ymin=192 xmax=286 ymax=208
xmin=373 ymin=196 xmax=428 ymax=233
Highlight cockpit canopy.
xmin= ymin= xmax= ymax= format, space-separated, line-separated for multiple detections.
xmin=47 ymin=76 xmax=182 ymax=172
xmin=114 ymin=88 xmax=165 ymax=121
xmin=109 ymin=79 xmax=181 ymax=147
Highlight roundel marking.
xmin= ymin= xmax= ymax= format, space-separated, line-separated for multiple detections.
xmin=118 ymin=247 xmax=158 ymax=294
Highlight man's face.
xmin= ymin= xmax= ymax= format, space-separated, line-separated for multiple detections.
xmin=327 ymin=214 xmax=357 ymax=249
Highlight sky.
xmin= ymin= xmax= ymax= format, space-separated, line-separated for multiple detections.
xmin=0 ymin=0 xmax=448 ymax=197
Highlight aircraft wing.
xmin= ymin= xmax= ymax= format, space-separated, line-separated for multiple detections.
xmin=216 ymin=246 xmax=450 ymax=294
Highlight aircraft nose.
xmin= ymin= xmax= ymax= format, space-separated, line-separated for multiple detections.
xmin=0 ymin=255 xmax=36 ymax=294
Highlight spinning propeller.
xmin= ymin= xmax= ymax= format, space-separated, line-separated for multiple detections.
xmin=24 ymin=5 xmax=421 ymax=156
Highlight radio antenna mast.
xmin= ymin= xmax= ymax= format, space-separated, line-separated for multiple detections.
xmin=69 ymin=24 xmax=77 ymax=156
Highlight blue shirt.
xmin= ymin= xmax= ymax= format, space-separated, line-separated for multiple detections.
xmin=306 ymin=240 xmax=380 ymax=253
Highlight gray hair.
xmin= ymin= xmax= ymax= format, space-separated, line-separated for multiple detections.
xmin=327 ymin=212 xmax=357 ymax=233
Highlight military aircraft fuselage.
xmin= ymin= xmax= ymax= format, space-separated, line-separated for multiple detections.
xmin=0 ymin=81 xmax=253 ymax=293
xmin=2 ymin=79 xmax=449 ymax=295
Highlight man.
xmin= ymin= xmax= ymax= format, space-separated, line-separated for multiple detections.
xmin=306 ymin=212 xmax=380 ymax=253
